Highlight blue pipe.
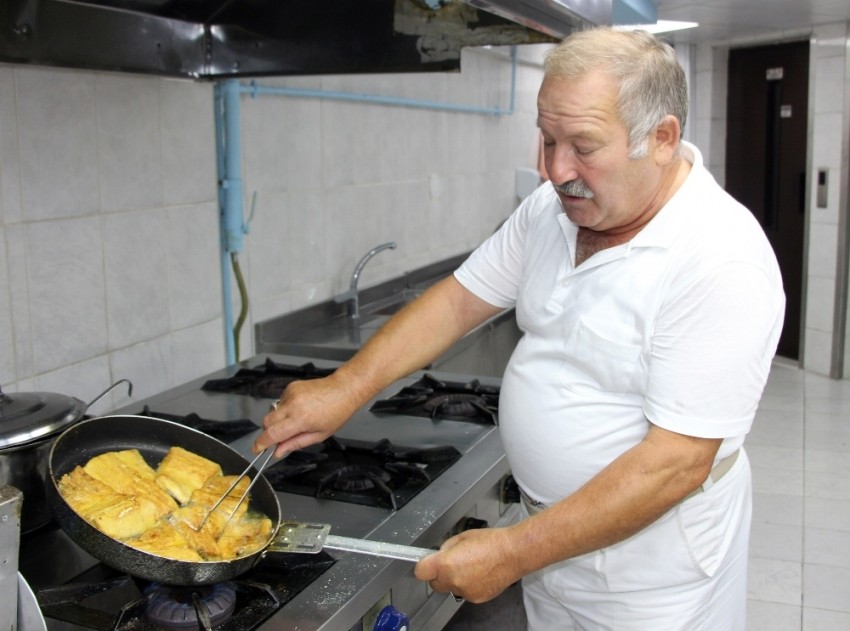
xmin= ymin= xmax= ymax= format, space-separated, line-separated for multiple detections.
xmin=215 ymin=79 xmax=245 ymax=364
xmin=243 ymin=46 xmax=517 ymax=116
xmin=215 ymin=47 xmax=518 ymax=364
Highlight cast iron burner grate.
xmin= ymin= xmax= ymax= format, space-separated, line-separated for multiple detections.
xmin=264 ymin=436 xmax=461 ymax=510
xmin=35 ymin=552 xmax=335 ymax=631
xmin=370 ymin=374 xmax=499 ymax=424
xmin=137 ymin=406 xmax=259 ymax=441
xmin=201 ymin=358 xmax=335 ymax=399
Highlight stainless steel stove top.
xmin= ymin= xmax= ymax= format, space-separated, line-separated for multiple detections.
xmin=24 ymin=353 xmax=514 ymax=631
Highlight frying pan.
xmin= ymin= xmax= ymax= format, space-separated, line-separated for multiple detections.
xmin=46 ymin=415 xmax=282 ymax=586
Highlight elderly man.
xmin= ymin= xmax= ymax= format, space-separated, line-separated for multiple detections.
xmin=255 ymin=27 xmax=784 ymax=629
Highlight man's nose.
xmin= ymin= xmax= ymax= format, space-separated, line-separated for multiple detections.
xmin=546 ymin=148 xmax=579 ymax=185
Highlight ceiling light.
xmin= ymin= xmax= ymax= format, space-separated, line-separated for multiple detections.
xmin=614 ymin=20 xmax=699 ymax=34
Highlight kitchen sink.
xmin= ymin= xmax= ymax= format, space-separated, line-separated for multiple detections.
xmin=254 ymin=251 xmax=521 ymax=377
xmin=255 ymin=255 xmax=467 ymax=361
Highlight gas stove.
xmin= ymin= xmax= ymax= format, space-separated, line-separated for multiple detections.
xmin=22 ymin=354 xmax=516 ymax=631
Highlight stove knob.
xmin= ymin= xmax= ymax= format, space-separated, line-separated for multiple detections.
xmin=374 ymin=605 xmax=410 ymax=631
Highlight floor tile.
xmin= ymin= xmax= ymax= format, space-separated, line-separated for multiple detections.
xmin=752 ymin=492 xmax=804 ymax=527
xmin=805 ymin=497 xmax=850 ymax=532
xmin=804 ymin=528 xmax=850 ymax=568
xmin=751 ymin=465 xmax=804 ymax=496
xmin=748 ymin=557 xmax=802 ymax=605
xmin=750 ymin=521 xmax=803 ymax=562
xmin=803 ymin=607 xmax=850 ymax=630
xmin=747 ymin=600 xmax=801 ymax=631
xmin=747 ymin=445 xmax=804 ymax=470
xmin=803 ymin=564 xmax=850 ymax=612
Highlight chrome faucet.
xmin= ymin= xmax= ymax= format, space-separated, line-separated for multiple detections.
xmin=335 ymin=241 xmax=397 ymax=319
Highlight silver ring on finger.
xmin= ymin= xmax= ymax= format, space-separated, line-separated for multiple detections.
xmin=450 ymin=593 xmax=464 ymax=603
xmin=269 ymin=399 xmax=281 ymax=412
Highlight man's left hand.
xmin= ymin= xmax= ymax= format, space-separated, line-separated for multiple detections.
xmin=414 ymin=526 xmax=522 ymax=603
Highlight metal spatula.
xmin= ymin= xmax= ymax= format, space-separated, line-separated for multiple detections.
xmin=269 ymin=520 xmax=436 ymax=562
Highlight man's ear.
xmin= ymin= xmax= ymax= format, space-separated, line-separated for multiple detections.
xmin=652 ymin=115 xmax=682 ymax=165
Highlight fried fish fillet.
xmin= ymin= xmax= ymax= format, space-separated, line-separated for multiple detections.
xmin=129 ymin=521 xmax=204 ymax=562
xmin=83 ymin=451 xmax=177 ymax=516
xmin=58 ymin=466 xmax=126 ymax=517
xmin=189 ymin=474 xmax=251 ymax=523
xmin=155 ymin=446 xmax=222 ymax=504
xmin=58 ymin=466 xmax=160 ymax=539
xmin=218 ymin=515 xmax=273 ymax=559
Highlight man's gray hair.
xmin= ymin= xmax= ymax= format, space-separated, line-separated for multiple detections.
xmin=543 ymin=28 xmax=688 ymax=158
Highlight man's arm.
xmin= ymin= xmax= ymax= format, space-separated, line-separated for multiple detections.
xmin=254 ymin=275 xmax=504 ymax=456
xmin=415 ymin=423 xmax=721 ymax=602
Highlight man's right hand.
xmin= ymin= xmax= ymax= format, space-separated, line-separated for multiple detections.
xmin=253 ymin=374 xmax=360 ymax=457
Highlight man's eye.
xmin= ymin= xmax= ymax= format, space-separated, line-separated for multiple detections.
xmin=575 ymin=146 xmax=596 ymax=155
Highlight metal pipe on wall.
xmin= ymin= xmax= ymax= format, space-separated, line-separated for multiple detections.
xmin=215 ymin=47 xmax=518 ymax=365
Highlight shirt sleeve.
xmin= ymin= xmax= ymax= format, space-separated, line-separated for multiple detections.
xmin=643 ymin=260 xmax=785 ymax=439
xmin=454 ymin=186 xmax=548 ymax=308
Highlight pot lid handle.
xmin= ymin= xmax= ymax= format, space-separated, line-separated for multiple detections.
xmin=85 ymin=379 xmax=133 ymax=411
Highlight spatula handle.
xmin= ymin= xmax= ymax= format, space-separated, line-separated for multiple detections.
xmin=323 ymin=534 xmax=435 ymax=562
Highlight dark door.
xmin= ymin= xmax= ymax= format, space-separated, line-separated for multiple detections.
xmin=725 ymin=40 xmax=809 ymax=360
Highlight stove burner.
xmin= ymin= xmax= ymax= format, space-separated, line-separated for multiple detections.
xmin=202 ymin=358 xmax=335 ymax=398
xmin=371 ymin=373 xmax=500 ymax=424
xmin=423 ymin=393 xmax=489 ymax=417
xmin=266 ymin=437 xmax=461 ymax=510
xmin=324 ymin=465 xmax=393 ymax=493
xmin=139 ymin=407 xmax=258 ymax=441
xmin=145 ymin=582 xmax=236 ymax=629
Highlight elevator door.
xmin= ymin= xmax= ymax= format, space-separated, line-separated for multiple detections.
xmin=725 ymin=40 xmax=809 ymax=360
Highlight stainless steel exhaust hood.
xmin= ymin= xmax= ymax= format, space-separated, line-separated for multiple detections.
xmin=0 ymin=0 xmax=610 ymax=79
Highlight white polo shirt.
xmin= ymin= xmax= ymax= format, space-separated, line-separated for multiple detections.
xmin=455 ymin=142 xmax=784 ymax=506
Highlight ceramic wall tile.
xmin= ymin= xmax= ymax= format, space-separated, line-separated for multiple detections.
xmin=95 ymin=74 xmax=163 ymax=213
xmin=803 ymin=327 xmax=832 ymax=375
xmin=103 ymin=209 xmax=170 ymax=348
xmin=166 ymin=202 xmax=220 ymax=330
xmin=806 ymin=221 xmax=839 ymax=277
xmin=110 ymin=336 xmax=173 ymax=403
xmin=170 ymin=318 xmax=226 ymax=385
xmin=36 ymin=355 xmax=112 ymax=411
xmin=804 ymin=275 xmax=835 ymax=332
xmin=281 ymin=188 xmax=329 ymax=290
xmin=0 ymin=67 xmax=21 ymax=224
xmin=241 ymin=92 xmax=322 ymax=194
xmin=5 ymin=224 xmax=32 ymax=380
xmin=27 ymin=217 xmax=107 ymax=374
xmin=16 ymin=67 xmax=99 ymax=220
xmin=160 ymin=78 xmax=216 ymax=207
xmin=0 ymin=228 xmax=13 ymax=385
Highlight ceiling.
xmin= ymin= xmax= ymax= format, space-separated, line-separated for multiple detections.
xmin=655 ymin=0 xmax=850 ymax=45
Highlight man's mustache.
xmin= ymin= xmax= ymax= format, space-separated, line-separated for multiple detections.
xmin=553 ymin=180 xmax=594 ymax=199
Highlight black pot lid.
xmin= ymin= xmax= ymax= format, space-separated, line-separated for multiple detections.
xmin=0 ymin=389 xmax=85 ymax=449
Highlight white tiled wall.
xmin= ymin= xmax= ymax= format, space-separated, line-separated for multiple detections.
xmin=0 ymin=45 xmax=548 ymax=405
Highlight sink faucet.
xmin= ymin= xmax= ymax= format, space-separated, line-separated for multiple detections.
xmin=335 ymin=241 xmax=397 ymax=319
